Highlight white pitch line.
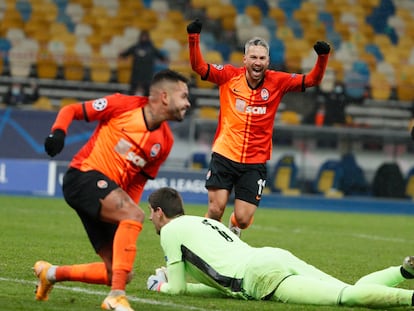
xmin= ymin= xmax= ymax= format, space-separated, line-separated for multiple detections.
xmin=0 ymin=277 xmax=219 ymax=311
xmin=252 ymin=225 xmax=413 ymax=244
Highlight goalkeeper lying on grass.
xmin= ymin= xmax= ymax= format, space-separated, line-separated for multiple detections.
xmin=146 ymin=187 xmax=414 ymax=309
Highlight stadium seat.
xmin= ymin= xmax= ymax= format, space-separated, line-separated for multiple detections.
xmin=268 ymin=7 xmax=286 ymax=26
xmin=6 ymin=28 xmax=25 ymax=46
xmin=8 ymin=46 xmax=33 ymax=78
xmin=269 ymin=154 xmax=300 ymax=195
xmin=60 ymin=97 xmax=78 ymax=108
xmin=36 ymin=50 xmax=59 ymax=79
xmin=89 ymin=56 xmax=112 ymax=83
xmin=405 ymin=167 xmax=414 ymax=199
xmin=365 ymin=43 xmax=383 ymax=61
xmin=62 ymin=54 xmax=85 ymax=81
xmin=279 ymin=110 xmax=301 ymax=125
xmin=229 ymin=50 xmax=244 ymax=66
xmin=369 ymin=71 xmax=392 ymax=100
xmin=186 ymin=152 xmax=208 ymax=170
xmin=313 ymin=160 xmax=344 ymax=198
xmin=33 ymin=96 xmax=54 ymax=111
xmin=116 ymin=58 xmax=132 ymax=84
xmin=376 ymin=60 xmax=396 ymax=86
xmin=245 ymin=5 xmax=262 ymax=25
xmin=339 ymin=153 xmax=369 ymax=196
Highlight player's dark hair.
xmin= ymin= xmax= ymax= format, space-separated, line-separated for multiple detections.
xmin=151 ymin=69 xmax=188 ymax=86
xmin=148 ymin=187 xmax=185 ymax=218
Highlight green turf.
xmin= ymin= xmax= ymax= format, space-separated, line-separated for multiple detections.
xmin=0 ymin=195 xmax=413 ymax=311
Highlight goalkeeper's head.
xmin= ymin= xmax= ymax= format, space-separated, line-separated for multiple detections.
xmin=148 ymin=187 xmax=185 ymax=233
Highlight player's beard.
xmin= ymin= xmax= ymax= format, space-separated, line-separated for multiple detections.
xmin=169 ymin=100 xmax=187 ymax=122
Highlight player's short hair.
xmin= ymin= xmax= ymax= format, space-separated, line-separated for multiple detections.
xmin=148 ymin=187 xmax=185 ymax=218
xmin=151 ymin=69 xmax=188 ymax=86
xmin=244 ymin=37 xmax=269 ymax=56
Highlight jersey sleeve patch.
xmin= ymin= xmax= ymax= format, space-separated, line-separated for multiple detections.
xmin=92 ymin=98 xmax=108 ymax=111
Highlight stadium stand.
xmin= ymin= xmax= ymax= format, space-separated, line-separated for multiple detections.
xmin=0 ymin=0 xmax=413 ymax=133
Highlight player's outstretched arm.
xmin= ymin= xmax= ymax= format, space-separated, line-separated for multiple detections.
xmin=187 ymin=19 xmax=209 ymax=77
xmin=304 ymin=41 xmax=331 ymax=87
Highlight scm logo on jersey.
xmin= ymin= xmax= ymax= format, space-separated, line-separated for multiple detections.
xmin=126 ymin=151 xmax=147 ymax=167
xmin=245 ymin=106 xmax=267 ymax=114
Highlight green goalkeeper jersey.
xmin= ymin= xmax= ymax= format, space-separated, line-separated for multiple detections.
xmin=159 ymin=215 xmax=294 ymax=300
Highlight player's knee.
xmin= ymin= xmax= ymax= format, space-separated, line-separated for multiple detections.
xmin=207 ymin=206 xmax=224 ymax=221
xmin=235 ymin=216 xmax=254 ymax=229
xmin=127 ymin=204 xmax=145 ymax=223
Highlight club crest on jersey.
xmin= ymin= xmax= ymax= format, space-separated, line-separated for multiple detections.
xmin=150 ymin=143 xmax=161 ymax=157
xmin=97 ymin=179 xmax=108 ymax=189
xmin=92 ymin=98 xmax=108 ymax=111
xmin=212 ymin=64 xmax=223 ymax=70
xmin=261 ymin=88 xmax=269 ymax=100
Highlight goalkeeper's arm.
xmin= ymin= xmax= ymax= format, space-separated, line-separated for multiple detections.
xmin=149 ymin=262 xmax=222 ymax=296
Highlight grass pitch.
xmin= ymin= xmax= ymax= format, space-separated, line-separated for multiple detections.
xmin=0 ymin=195 xmax=413 ymax=311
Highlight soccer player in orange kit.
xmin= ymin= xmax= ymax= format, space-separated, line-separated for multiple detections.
xmin=187 ymin=19 xmax=330 ymax=237
xmin=34 ymin=69 xmax=190 ymax=311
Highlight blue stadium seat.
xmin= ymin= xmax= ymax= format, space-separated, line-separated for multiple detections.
xmin=340 ymin=153 xmax=369 ymax=195
xmin=16 ymin=1 xmax=32 ymax=22
xmin=326 ymin=30 xmax=342 ymax=51
xmin=366 ymin=0 xmax=395 ymax=34
xmin=269 ymin=154 xmax=300 ymax=194
xmin=0 ymin=38 xmax=12 ymax=64
xmin=278 ymin=0 xmax=302 ymax=18
xmin=186 ymin=152 xmax=208 ymax=170
xmin=213 ymin=42 xmax=232 ymax=62
xmin=365 ymin=43 xmax=384 ymax=61
xmin=313 ymin=160 xmax=344 ymax=196
xmin=200 ymin=31 xmax=216 ymax=50
xmin=269 ymin=38 xmax=285 ymax=67
xmin=261 ymin=16 xmax=277 ymax=33
xmin=344 ymin=60 xmax=371 ymax=101
xmin=318 ymin=11 xmax=334 ymax=30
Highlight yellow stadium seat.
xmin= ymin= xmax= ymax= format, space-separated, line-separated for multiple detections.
xmin=62 ymin=54 xmax=85 ymax=81
xmin=229 ymin=51 xmax=244 ymax=66
xmin=36 ymin=53 xmax=59 ymax=79
xmin=268 ymin=7 xmax=286 ymax=26
xmin=89 ymin=57 xmax=112 ymax=83
xmin=245 ymin=5 xmax=262 ymax=25
xmin=116 ymin=58 xmax=132 ymax=84
xmin=369 ymin=71 xmax=392 ymax=100
xmin=33 ymin=96 xmax=54 ymax=111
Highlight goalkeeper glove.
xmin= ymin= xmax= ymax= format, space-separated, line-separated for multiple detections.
xmin=187 ymin=19 xmax=202 ymax=34
xmin=313 ymin=41 xmax=330 ymax=55
xmin=44 ymin=129 xmax=65 ymax=157
xmin=147 ymin=266 xmax=168 ymax=291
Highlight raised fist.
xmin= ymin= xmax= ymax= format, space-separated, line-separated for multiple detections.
xmin=187 ymin=19 xmax=202 ymax=34
xmin=313 ymin=41 xmax=330 ymax=55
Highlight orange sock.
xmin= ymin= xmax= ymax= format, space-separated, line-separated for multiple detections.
xmin=230 ymin=212 xmax=254 ymax=229
xmin=55 ymin=262 xmax=109 ymax=285
xmin=111 ymin=219 xmax=143 ymax=291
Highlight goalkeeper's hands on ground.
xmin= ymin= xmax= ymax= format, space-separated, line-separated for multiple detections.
xmin=313 ymin=41 xmax=331 ymax=55
xmin=147 ymin=266 xmax=168 ymax=291
xmin=44 ymin=129 xmax=65 ymax=157
xmin=187 ymin=19 xmax=202 ymax=34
